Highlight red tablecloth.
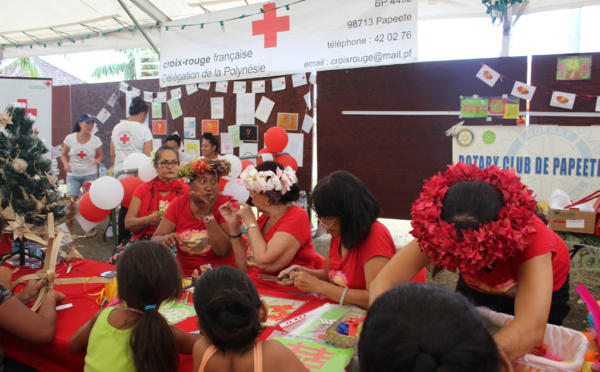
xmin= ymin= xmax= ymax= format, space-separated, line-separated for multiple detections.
xmin=1 ymin=260 xmax=331 ymax=372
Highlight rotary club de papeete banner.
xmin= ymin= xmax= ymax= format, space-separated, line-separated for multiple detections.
xmin=452 ymin=125 xmax=600 ymax=203
xmin=159 ymin=0 xmax=418 ymax=86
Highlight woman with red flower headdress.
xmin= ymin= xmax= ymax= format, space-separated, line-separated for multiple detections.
xmin=151 ymin=158 xmax=237 ymax=276
xmin=369 ymin=163 xmax=570 ymax=363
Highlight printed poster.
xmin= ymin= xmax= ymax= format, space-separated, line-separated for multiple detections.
xmin=221 ymin=133 xmax=234 ymax=154
xmin=228 ymin=125 xmax=241 ymax=147
xmin=277 ymin=113 xmax=299 ymax=130
xmin=211 ymin=97 xmax=224 ymax=119
xmin=167 ymin=99 xmax=183 ymax=119
xmin=256 ymin=97 xmax=275 ymax=123
xmin=152 ymin=101 xmax=163 ymax=118
xmin=557 ymin=56 xmax=591 ymax=80
xmin=183 ymin=117 xmax=196 ymax=138
xmin=239 ymin=125 xmax=258 ymax=142
xmin=202 ymin=120 xmax=219 ymax=135
xmin=185 ymin=140 xmax=200 ymax=161
xmin=152 ymin=120 xmax=167 ymax=135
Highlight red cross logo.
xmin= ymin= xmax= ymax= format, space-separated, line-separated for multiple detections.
xmin=120 ymin=133 xmax=130 ymax=145
xmin=45 ymin=81 xmax=52 ymax=87
xmin=252 ymin=3 xmax=290 ymax=48
xmin=77 ymin=150 xmax=87 ymax=159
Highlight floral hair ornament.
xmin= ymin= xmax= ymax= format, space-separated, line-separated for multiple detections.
xmin=238 ymin=165 xmax=297 ymax=195
xmin=410 ymin=162 xmax=537 ymax=275
xmin=177 ymin=158 xmax=231 ymax=183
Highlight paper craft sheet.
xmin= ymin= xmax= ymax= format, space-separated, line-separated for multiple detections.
xmin=159 ymin=300 xmax=196 ymax=325
xmin=289 ymin=304 xmax=348 ymax=340
xmin=261 ymin=295 xmax=306 ymax=327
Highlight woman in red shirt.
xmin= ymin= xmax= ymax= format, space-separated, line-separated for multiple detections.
xmin=219 ymin=161 xmax=315 ymax=291
xmin=152 ymin=159 xmax=236 ymax=276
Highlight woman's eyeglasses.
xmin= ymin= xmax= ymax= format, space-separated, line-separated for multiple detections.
xmin=316 ymin=215 xmax=336 ymax=229
xmin=158 ymin=161 xmax=180 ymax=168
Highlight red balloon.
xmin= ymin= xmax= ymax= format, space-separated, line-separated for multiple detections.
xmin=257 ymin=148 xmax=273 ymax=165
xmin=275 ymin=154 xmax=298 ymax=171
xmin=78 ymin=193 xmax=111 ymax=222
xmin=120 ymin=177 xmax=144 ymax=208
xmin=264 ymin=127 xmax=288 ymax=153
xmin=219 ymin=177 xmax=228 ymax=192
xmin=241 ymin=159 xmax=254 ymax=172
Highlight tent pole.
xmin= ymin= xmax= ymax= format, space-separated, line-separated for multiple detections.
xmin=500 ymin=7 xmax=511 ymax=57
xmin=117 ymin=0 xmax=160 ymax=57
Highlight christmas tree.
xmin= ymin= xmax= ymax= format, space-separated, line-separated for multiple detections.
xmin=0 ymin=105 xmax=65 ymax=237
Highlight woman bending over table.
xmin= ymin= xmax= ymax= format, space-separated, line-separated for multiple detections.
xmin=279 ymin=171 xmax=399 ymax=309
xmin=152 ymin=159 xmax=236 ymax=276
xmin=108 ymin=145 xmax=188 ymax=264
xmin=219 ymin=161 xmax=315 ymax=291
xmin=369 ymin=163 xmax=571 ymax=362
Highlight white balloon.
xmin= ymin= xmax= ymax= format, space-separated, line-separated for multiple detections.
xmin=89 ymin=176 xmax=124 ymax=210
xmin=221 ymin=154 xmax=243 ymax=180
xmin=223 ymin=181 xmax=250 ymax=203
xmin=123 ymin=153 xmax=149 ymax=172
xmin=138 ymin=159 xmax=158 ymax=182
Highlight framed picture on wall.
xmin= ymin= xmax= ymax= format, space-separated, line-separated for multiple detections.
xmin=277 ymin=113 xmax=299 ymax=131
xmin=239 ymin=125 xmax=258 ymax=142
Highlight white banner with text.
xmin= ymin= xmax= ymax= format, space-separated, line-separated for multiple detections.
xmin=452 ymin=125 xmax=600 ymax=203
xmin=159 ymin=0 xmax=417 ymax=86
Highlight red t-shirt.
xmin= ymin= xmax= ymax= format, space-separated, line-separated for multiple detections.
xmin=247 ymin=205 xmax=315 ymax=291
xmin=462 ymin=216 xmax=570 ymax=297
xmin=163 ymin=193 xmax=236 ymax=276
xmin=131 ymin=178 xmax=188 ymax=239
xmin=327 ymin=221 xmax=396 ymax=290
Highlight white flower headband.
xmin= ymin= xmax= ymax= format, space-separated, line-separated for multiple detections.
xmin=238 ymin=165 xmax=297 ymax=195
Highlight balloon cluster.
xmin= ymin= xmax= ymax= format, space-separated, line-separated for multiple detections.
xmin=257 ymin=127 xmax=298 ymax=170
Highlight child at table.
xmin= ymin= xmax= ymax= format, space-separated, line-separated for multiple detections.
xmin=359 ymin=283 xmax=513 ymax=372
xmin=192 ymin=266 xmax=308 ymax=372
xmin=68 ymin=241 xmax=199 ymax=372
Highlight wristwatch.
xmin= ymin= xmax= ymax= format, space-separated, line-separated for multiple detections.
xmin=203 ymin=215 xmax=215 ymax=225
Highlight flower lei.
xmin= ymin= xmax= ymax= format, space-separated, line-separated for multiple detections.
xmin=238 ymin=165 xmax=297 ymax=195
xmin=176 ymin=159 xmax=231 ymax=183
xmin=410 ymin=162 xmax=537 ymax=275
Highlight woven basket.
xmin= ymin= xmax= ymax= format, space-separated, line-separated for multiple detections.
xmin=323 ymin=307 xmax=366 ymax=347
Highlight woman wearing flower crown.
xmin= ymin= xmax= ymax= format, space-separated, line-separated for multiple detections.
xmin=151 ymin=158 xmax=236 ymax=276
xmin=219 ymin=161 xmax=315 ymax=291
xmin=370 ymin=163 xmax=570 ymax=362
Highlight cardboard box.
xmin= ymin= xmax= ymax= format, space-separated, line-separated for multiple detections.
xmin=548 ymin=208 xmax=597 ymax=234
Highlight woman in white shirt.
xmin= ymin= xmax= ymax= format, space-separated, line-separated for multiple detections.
xmin=60 ymin=114 xmax=103 ymax=235
xmin=110 ymin=97 xmax=153 ymax=177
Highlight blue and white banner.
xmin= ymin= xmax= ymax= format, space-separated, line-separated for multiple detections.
xmin=452 ymin=125 xmax=600 ymax=203
xmin=159 ymin=0 xmax=418 ymax=86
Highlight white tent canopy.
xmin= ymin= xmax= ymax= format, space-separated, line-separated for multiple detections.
xmin=2 ymin=0 xmax=599 ymax=59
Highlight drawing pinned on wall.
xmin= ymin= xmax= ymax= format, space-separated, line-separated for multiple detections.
xmin=252 ymin=80 xmax=266 ymax=94
xmin=185 ymin=140 xmax=200 ymax=162
xmin=170 ymin=87 xmax=182 ymax=100
xmin=261 ymin=295 xmax=306 ymax=327
xmin=96 ymin=108 xmax=111 ymax=124
xmin=557 ymin=56 xmax=592 ymax=80
xmin=277 ymin=113 xmax=299 ymax=131
xmin=185 ymin=83 xmax=198 ymax=96
xmin=271 ymin=77 xmax=286 ymax=92
xmin=143 ymin=91 xmax=153 ymax=103
xmin=183 ymin=117 xmax=196 ymax=138
xmin=167 ymin=98 xmax=183 ymax=119
xmin=234 ymin=81 xmax=247 ymax=94
xmin=504 ymin=104 xmax=519 ymax=119
xmin=488 ymin=98 xmax=506 ymax=116
xmin=256 ymin=97 xmax=275 ymax=123
xmin=211 ymin=97 xmax=224 ymax=119
xmin=130 ymin=87 xmax=141 ymax=97
xmin=215 ymin=81 xmax=229 ymax=93
xmin=550 ymin=91 xmax=576 ymax=110
xmin=240 ymin=125 xmax=258 ymax=142
xmin=152 ymin=120 xmax=167 ymax=135
xmin=228 ymin=125 xmax=241 ymax=147
xmin=157 ymin=91 xmax=167 ymax=103
xmin=107 ymin=93 xmax=118 ymax=107
xmin=202 ymin=120 xmax=219 ymax=135
xmin=152 ymin=101 xmax=163 ymax=118
xmin=292 ymin=73 xmax=307 ymax=87
xmin=510 ymin=81 xmax=536 ymax=101
xmin=221 ymin=133 xmax=234 ymax=155
xmin=460 ymin=98 xmax=488 ymax=118
xmin=198 ymin=82 xmax=211 ymax=90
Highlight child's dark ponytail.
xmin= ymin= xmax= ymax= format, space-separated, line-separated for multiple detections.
xmin=116 ymin=241 xmax=183 ymax=372
xmin=194 ymin=266 xmax=263 ymax=353
xmin=129 ymin=96 xmax=148 ymax=116
xmin=130 ymin=308 xmax=179 ymax=372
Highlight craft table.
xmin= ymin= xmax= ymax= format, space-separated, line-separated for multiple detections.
xmin=0 ymin=259 xmax=332 ymax=372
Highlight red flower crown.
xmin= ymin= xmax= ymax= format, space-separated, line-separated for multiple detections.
xmin=410 ymin=162 xmax=537 ymax=275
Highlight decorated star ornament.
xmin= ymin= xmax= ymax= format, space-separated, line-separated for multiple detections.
xmin=410 ymin=162 xmax=537 ymax=275
xmin=0 ymin=112 xmax=13 ymax=128
xmin=4 ymin=214 xmax=33 ymax=241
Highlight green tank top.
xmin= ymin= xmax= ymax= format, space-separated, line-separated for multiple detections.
xmin=84 ymin=306 xmax=135 ymax=372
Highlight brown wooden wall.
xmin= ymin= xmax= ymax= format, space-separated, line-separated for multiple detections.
xmin=52 ymin=76 xmax=314 ymax=190
xmin=530 ymin=52 xmax=600 ymax=125
xmin=316 ymin=57 xmax=528 ymax=219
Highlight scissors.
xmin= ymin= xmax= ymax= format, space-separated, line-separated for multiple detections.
xmin=66 ymin=258 xmax=85 ymax=274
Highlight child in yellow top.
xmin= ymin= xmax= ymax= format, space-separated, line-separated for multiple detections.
xmin=192 ymin=266 xmax=308 ymax=372
xmin=68 ymin=241 xmax=199 ymax=372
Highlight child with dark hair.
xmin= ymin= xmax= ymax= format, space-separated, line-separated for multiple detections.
xmin=192 ymin=266 xmax=308 ymax=372
xmin=359 ymin=283 xmax=513 ymax=372
xmin=69 ymin=241 xmax=198 ymax=372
